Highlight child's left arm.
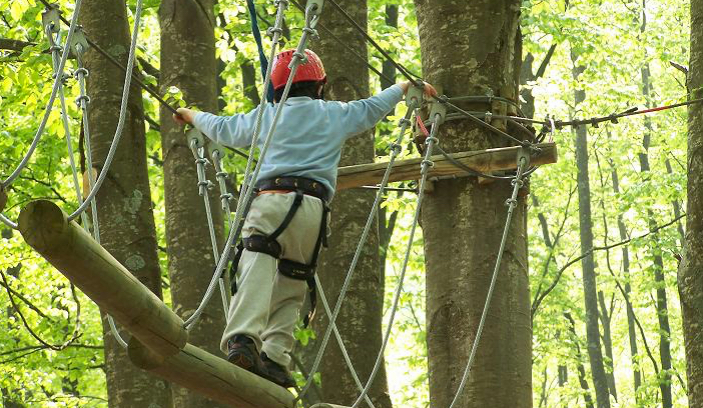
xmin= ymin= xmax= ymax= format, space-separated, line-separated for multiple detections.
xmin=174 ymin=108 xmax=256 ymax=148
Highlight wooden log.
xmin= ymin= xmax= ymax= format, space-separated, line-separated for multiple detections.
xmin=0 ymin=185 xmax=7 ymax=213
xmin=18 ymin=200 xmax=188 ymax=357
xmin=336 ymin=142 xmax=558 ymax=191
xmin=129 ymin=340 xmax=295 ymax=408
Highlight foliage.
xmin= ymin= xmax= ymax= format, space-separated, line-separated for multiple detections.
xmin=0 ymin=0 xmax=693 ymax=407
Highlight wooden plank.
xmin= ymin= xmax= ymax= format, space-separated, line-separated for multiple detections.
xmin=18 ymin=200 xmax=188 ymax=358
xmin=336 ymin=142 xmax=558 ymax=191
xmin=129 ymin=341 xmax=295 ymax=408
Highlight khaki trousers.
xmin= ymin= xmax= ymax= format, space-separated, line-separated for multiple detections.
xmin=220 ymin=191 xmax=324 ymax=367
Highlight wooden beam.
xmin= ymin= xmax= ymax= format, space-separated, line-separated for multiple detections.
xmin=18 ymin=200 xmax=188 ymax=358
xmin=18 ymin=199 xmax=296 ymax=408
xmin=311 ymin=404 xmax=350 ymax=408
xmin=129 ymin=341 xmax=295 ymax=408
xmin=336 ymin=142 xmax=558 ymax=191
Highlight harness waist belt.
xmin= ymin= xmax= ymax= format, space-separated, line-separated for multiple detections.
xmin=255 ymin=176 xmax=330 ymax=203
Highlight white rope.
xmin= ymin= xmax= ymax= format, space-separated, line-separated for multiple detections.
xmin=297 ymin=101 xmax=420 ymax=400
xmin=446 ymin=153 xmax=528 ymax=408
xmin=67 ymin=0 xmax=144 ymax=222
xmin=348 ymin=114 xmax=443 ymax=408
xmin=2 ymin=1 xmax=83 ymax=188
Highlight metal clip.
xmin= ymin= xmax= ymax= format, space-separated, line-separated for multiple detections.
xmin=516 ymin=146 xmax=531 ymax=169
xmin=305 ymin=0 xmax=324 ymax=29
xmin=186 ymin=128 xmax=205 ymax=149
xmin=208 ymin=141 xmax=224 ymax=160
xmin=42 ymin=5 xmax=61 ymax=34
xmin=405 ymin=82 xmax=424 ymax=108
xmin=429 ymin=101 xmax=447 ymax=125
xmin=69 ymin=26 xmax=89 ymax=57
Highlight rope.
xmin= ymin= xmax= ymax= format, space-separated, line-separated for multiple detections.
xmin=247 ymin=0 xmax=275 ymax=102
xmin=446 ymin=152 xmax=528 ymax=408
xmin=348 ymin=113 xmax=443 ymax=408
xmin=1 ymin=0 xmax=83 ymax=188
xmin=297 ymin=102 xmax=420 ymax=400
xmin=66 ymin=0 xmax=144 ymax=222
xmin=189 ymin=139 xmax=230 ymax=315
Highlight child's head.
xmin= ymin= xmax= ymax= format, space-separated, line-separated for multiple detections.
xmin=271 ymin=49 xmax=327 ymax=102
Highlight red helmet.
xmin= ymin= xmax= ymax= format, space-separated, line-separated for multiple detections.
xmin=271 ymin=49 xmax=327 ymax=91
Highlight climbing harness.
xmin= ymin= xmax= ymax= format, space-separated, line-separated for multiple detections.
xmin=297 ymin=85 xmax=427 ymax=400
xmin=229 ymin=176 xmax=330 ymax=327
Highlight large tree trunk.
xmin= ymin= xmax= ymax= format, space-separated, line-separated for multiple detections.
xmin=679 ymin=0 xmax=703 ymax=406
xmin=79 ymin=1 xmax=172 ymax=406
xmin=159 ymin=1 xmax=227 ymax=407
xmin=570 ymin=49 xmax=611 ymax=408
xmin=309 ymin=1 xmax=392 ymax=407
xmin=413 ymin=1 xmax=531 ymax=407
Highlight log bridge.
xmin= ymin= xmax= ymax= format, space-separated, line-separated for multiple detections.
xmin=16 ymin=142 xmax=557 ymax=407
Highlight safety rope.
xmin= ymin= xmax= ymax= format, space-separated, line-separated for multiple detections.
xmin=184 ymin=0 xmax=325 ymax=330
xmin=247 ymin=0 xmax=274 ymax=102
xmin=297 ymin=91 xmax=424 ymax=400
xmin=1 ymin=1 xmax=83 ymax=188
xmin=348 ymin=110 xmax=444 ymax=408
xmin=446 ymin=149 xmax=529 ymax=408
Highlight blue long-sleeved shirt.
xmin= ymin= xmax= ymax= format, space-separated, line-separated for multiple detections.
xmin=193 ymin=84 xmax=405 ymax=197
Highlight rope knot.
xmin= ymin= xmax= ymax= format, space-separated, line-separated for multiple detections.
xmin=75 ymin=95 xmax=91 ymax=107
xmin=421 ymin=159 xmax=435 ymax=168
xmin=389 ymin=143 xmax=402 ymax=154
xmin=74 ymin=68 xmax=89 ymax=78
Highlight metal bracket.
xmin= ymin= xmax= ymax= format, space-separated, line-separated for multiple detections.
xmin=305 ymin=0 xmax=324 ymax=28
xmin=42 ymin=5 xmax=61 ymax=34
xmin=69 ymin=26 xmax=89 ymax=57
xmin=405 ymin=83 xmax=424 ymax=109
xmin=186 ymin=128 xmax=205 ymax=149
xmin=429 ymin=102 xmax=447 ymax=125
xmin=516 ymin=146 xmax=531 ymax=169
xmin=207 ymin=141 xmax=224 ymax=160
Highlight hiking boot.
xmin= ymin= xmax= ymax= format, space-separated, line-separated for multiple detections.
xmin=261 ymin=352 xmax=296 ymax=388
xmin=227 ymin=335 xmax=264 ymax=375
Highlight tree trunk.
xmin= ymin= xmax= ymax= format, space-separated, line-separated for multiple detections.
xmin=638 ymin=7 xmax=673 ymax=404
xmin=159 ymin=1 xmax=227 ymax=407
xmin=413 ymin=1 xmax=531 ymax=407
xmin=610 ymin=165 xmax=642 ymax=398
xmin=79 ymin=1 xmax=173 ymax=407
xmin=308 ymin=1 xmax=391 ymax=407
xmin=571 ymin=50 xmax=611 ymax=408
xmin=565 ymin=313 xmax=595 ymax=408
xmin=679 ymin=0 xmax=703 ymax=405
xmin=597 ymin=291 xmax=617 ymax=400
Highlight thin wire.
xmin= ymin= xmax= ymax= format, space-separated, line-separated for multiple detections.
xmin=349 ymin=114 xmax=443 ymax=408
xmin=2 ymin=0 xmax=84 ymax=188
xmin=67 ymin=0 xmax=144 ymax=222
xmin=297 ymin=104 xmax=419 ymax=399
xmin=446 ymin=154 xmax=528 ymax=408
xmin=0 ymin=214 xmax=18 ymax=230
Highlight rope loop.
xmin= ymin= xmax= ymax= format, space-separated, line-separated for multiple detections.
xmin=266 ymin=27 xmax=284 ymax=37
xmin=75 ymin=95 xmax=90 ymax=107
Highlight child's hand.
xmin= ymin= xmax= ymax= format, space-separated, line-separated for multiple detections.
xmin=400 ymin=81 xmax=438 ymax=99
xmin=173 ymin=108 xmax=197 ymax=126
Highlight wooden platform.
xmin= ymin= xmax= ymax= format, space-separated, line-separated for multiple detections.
xmin=336 ymin=142 xmax=557 ymax=190
xmin=18 ymin=200 xmax=295 ymax=408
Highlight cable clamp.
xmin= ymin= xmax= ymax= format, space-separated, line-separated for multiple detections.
xmin=511 ymin=178 xmax=524 ymax=188
xmin=216 ymin=171 xmax=229 ymax=179
xmin=516 ymin=146 xmax=531 ymax=169
xmin=267 ymin=27 xmax=284 ymax=37
xmin=49 ymin=45 xmax=63 ymax=53
xmin=42 ymin=5 xmax=61 ymax=34
xmin=405 ymin=83 xmax=424 ymax=108
xmin=75 ymin=95 xmax=91 ymax=107
xmin=421 ymin=159 xmax=435 ymax=168
xmin=73 ymin=67 xmax=89 ymax=79
xmin=398 ymin=117 xmax=411 ymax=127
xmin=505 ymin=198 xmax=518 ymax=207
xmin=274 ymin=0 xmax=290 ymax=6
xmin=389 ymin=143 xmax=402 ymax=154
xmin=425 ymin=136 xmax=439 ymax=145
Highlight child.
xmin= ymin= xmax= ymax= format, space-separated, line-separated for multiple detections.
xmin=174 ymin=49 xmax=436 ymax=388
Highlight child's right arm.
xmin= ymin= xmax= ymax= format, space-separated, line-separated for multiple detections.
xmin=174 ymin=108 xmax=256 ymax=148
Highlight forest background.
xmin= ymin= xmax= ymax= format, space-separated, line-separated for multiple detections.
xmin=0 ymin=0 xmax=695 ymax=407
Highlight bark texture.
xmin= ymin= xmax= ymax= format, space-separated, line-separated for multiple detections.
xmin=159 ymin=1 xmax=226 ymax=407
xmin=79 ymin=1 xmax=172 ymax=406
xmin=413 ymin=1 xmax=531 ymax=407
xmin=679 ymin=0 xmax=703 ymax=405
xmin=309 ymin=1 xmax=391 ymax=406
